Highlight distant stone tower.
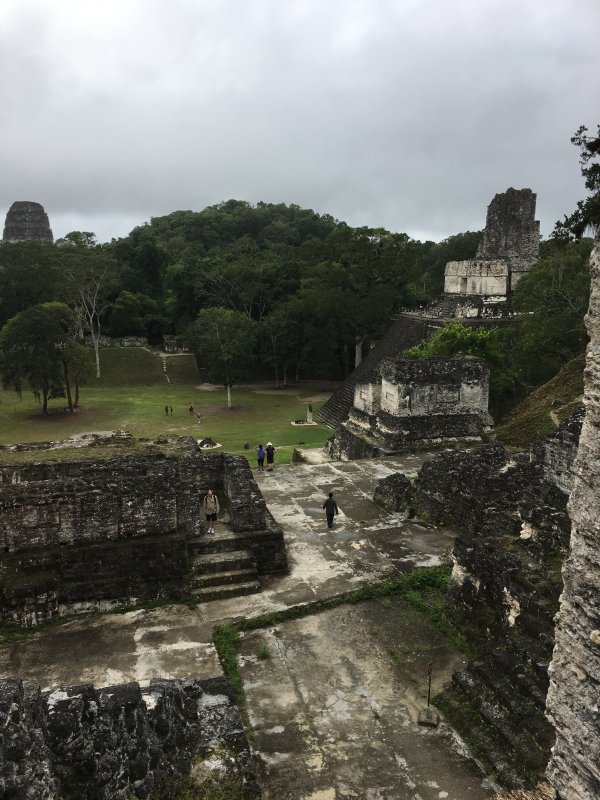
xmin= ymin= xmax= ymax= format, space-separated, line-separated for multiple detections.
xmin=475 ymin=187 xmax=540 ymax=289
xmin=3 ymin=201 xmax=53 ymax=243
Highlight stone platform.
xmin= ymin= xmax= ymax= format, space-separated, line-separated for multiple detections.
xmin=0 ymin=452 xmax=496 ymax=799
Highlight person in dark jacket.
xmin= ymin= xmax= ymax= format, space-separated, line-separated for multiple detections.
xmin=256 ymin=444 xmax=265 ymax=471
xmin=323 ymin=492 xmax=339 ymax=530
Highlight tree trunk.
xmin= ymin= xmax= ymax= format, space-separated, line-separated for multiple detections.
xmin=342 ymin=344 xmax=349 ymax=379
xmin=226 ymin=384 xmax=232 ymax=409
xmin=274 ymin=363 xmax=280 ymax=389
xmin=283 ymin=362 xmax=288 ymax=388
xmin=42 ymin=388 xmax=48 ymax=414
xmin=63 ymin=359 xmax=74 ymax=411
xmin=75 ymin=380 xmax=80 ymax=407
xmin=92 ymin=321 xmax=101 ymax=379
xmin=355 ymin=335 xmax=364 ymax=368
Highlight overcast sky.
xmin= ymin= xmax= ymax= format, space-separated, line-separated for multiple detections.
xmin=0 ymin=0 xmax=598 ymax=244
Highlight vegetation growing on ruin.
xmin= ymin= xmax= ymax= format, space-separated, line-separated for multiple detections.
xmin=495 ymin=353 xmax=584 ymax=449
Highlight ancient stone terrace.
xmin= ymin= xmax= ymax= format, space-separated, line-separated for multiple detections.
xmin=328 ymin=356 xmax=494 ymax=460
xmin=0 ymin=434 xmax=287 ymax=625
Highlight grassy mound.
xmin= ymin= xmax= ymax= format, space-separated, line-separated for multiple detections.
xmin=94 ymin=348 xmax=200 ymax=386
xmin=495 ymin=353 xmax=585 ymax=449
xmin=95 ymin=348 xmax=165 ymax=386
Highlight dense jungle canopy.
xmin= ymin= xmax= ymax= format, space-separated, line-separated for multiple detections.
xmin=1 ymin=121 xmax=598 ymax=420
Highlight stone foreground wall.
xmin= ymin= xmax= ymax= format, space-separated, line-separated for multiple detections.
xmin=379 ymin=410 xmax=583 ymax=787
xmin=0 ymin=676 xmax=260 ymax=800
xmin=0 ymin=440 xmax=287 ymax=624
xmin=546 ymin=237 xmax=600 ymax=800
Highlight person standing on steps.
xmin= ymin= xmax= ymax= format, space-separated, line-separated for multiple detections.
xmin=203 ymin=488 xmax=220 ymax=534
xmin=256 ymin=443 xmax=265 ymax=471
xmin=266 ymin=442 xmax=276 ymax=473
xmin=323 ymin=492 xmax=339 ymax=530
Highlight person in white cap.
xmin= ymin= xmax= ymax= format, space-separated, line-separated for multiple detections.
xmin=265 ymin=442 xmax=276 ymax=472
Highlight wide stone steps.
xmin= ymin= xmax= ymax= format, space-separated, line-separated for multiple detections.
xmin=316 ymin=315 xmax=432 ymax=428
xmin=187 ymin=545 xmax=261 ymax=600
xmin=489 ymin=650 xmax=548 ymax=706
xmin=450 ymin=668 xmax=549 ymax=777
xmin=436 ymin=694 xmax=525 ymax=790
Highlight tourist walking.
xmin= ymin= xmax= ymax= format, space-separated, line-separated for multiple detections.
xmin=164 ymin=405 xmax=169 ymax=415
xmin=203 ymin=488 xmax=220 ymax=534
xmin=256 ymin=444 xmax=265 ymax=471
xmin=169 ymin=405 xmax=173 ymax=415
xmin=189 ymin=403 xmax=194 ymax=414
xmin=323 ymin=492 xmax=339 ymax=530
xmin=266 ymin=442 xmax=276 ymax=472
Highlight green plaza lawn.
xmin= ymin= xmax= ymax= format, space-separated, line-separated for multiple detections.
xmin=0 ymin=350 xmax=335 ymax=465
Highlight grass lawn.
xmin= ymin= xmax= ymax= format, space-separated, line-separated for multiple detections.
xmin=0 ymin=349 xmax=335 ymax=465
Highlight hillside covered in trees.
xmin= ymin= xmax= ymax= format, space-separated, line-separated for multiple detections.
xmin=0 ymin=191 xmax=594 ymax=420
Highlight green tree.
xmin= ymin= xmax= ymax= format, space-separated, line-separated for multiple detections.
xmin=555 ymin=124 xmax=600 ymax=239
xmin=404 ymin=322 xmax=523 ymax=419
xmin=511 ymin=238 xmax=593 ymax=385
xmin=187 ymin=307 xmax=257 ymax=407
xmin=0 ymin=241 xmax=61 ymax=326
xmin=0 ymin=302 xmax=88 ymax=413
xmin=58 ymin=239 xmax=119 ymax=378
xmin=109 ymin=291 xmax=146 ymax=337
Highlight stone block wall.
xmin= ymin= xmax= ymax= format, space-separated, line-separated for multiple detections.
xmin=444 ymin=259 xmax=509 ymax=296
xmin=0 ymin=438 xmax=287 ymax=624
xmin=475 ymin=187 xmax=540 ymax=287
xmin=546 ymin=237 xmax=600 ymax=800
xmin=404 ymin=414 xmax=583 ymax=788
xmin=0 ymin=676 xmax=260 ymax=800
xmin=330 ymin=357 xmax=493 ymax=459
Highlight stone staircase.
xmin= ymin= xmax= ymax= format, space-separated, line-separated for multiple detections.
xmin=436 ymin=598 xmax=556 ymax=790
xmin=186 ymin=531 xmax=261 ymax=601
xmin=316 ymin=314 xmax=433 ymax=428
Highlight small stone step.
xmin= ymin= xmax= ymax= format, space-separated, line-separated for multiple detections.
xmin=191 ymin=580 xmax=261 ymax=601
xmin=191 ymin=550 xmax=255 ymax=573
xmin=187 ymin=531 xmax=244 ymax=555
xmin=190 ymin=568 xmax=258 ymax=590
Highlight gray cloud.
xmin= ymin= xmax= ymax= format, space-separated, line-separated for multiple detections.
xmin=0 ymin=0 xmax=598 ymax=243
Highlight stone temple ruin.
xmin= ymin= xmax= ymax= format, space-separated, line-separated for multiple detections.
xmin=328 ymin=355 xmax=494 ymax=460
xmin=2 ymin=200 xmax=54 ymax=243
xmin=318 ymin=187 xmax=540 ymax=432
xmin=444 ymin=187 xmax=540 ymax=304
xmin=0 ymin=435 xmax=287 ymax=626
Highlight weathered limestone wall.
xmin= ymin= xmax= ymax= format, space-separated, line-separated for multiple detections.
xmin=475 ymin=188 xmax=540 ymax=287
xmin=444 ymin=259 xmax=509 ymax=296
xmin=0 ymin=439 xmax=287 ymax=624
xmin=2 ymin=201 xmax=53 ymax=243
xmin=0 ymin=676 xmax=260 ymax=800
xmin=329 ymin=357 xmax=493 ymax=459
xmin=546 ymin=237 xmax=600 ymax=800
xmin=381 ymin=410 xmax=583 ymax=787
